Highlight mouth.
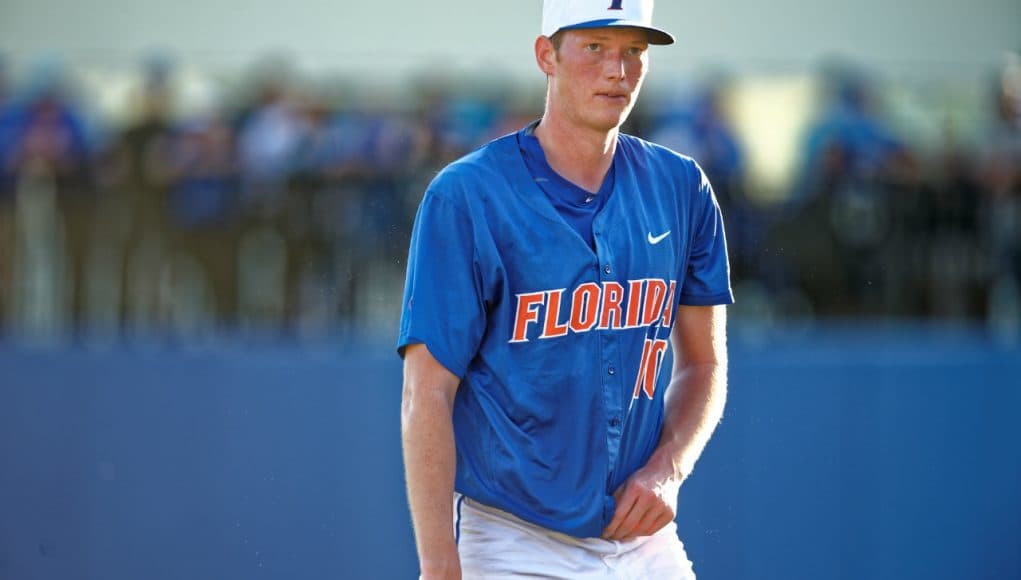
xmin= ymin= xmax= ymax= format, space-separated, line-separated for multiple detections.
xmin=596 ymin=92 xmax=629 ymax=104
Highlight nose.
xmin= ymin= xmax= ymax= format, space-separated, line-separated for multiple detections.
xmin=603 ymin=50 xmax=626 ymax=81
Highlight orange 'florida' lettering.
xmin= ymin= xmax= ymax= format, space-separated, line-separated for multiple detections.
xmin=540 ymin=289 xmax=570 ymax=339
xmin=641 ymin=279 xmax=669 ymax=326
xmin=511 ymin=292 xmax=545 ymax=342
xmin=598 ymin=281 xmax=625 ymax=329
xmin=510 ymin=279 xmax=677 ymax=343
xmin=569 ymin=283 xmax=601 ymax=333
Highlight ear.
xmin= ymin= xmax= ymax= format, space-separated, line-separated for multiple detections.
xmin=534 ymin=35 xmax=556 ymax=76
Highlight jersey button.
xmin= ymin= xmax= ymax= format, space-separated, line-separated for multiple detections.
xmin=604 ymin=264 xmax=612 ymax=275
xmin=607 ymin=366 xmax=615 ymax=375
xmin=609 ymin=417 xmax=620 ymax=427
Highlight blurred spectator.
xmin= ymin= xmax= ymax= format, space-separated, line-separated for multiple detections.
xmin=980 ymin=53 xmax=1021 ymax=339
xmin=798 ymin=71 xmax=910 ymax=200
xmin=168 ymin=116 xmax=238 ymax=231
xmin=910 ymin=124 xmax=985 ymax=319
xmin=3 ymin=58 xmax=96 ymax=339
xmin=649 ymin=82 xmax=744 ymax=204
xmin=282 ymin=90 xmax=336 ymax=334
xmin=775 ymin=63 xmax=918 ymax=316
xmin=359 ymin=110 xmax=428 ymax=260
xmin=417 ymin=81 xmax=504 ymax=165
xmin=235 ymin=56 xmax=308 ymax=214
xmin=4 ymin=59 xmax=95 ymax=195
xmin=0 ymin=54 xmax=18 ymax=197
xmin=166 ymin=112 xmax=240 ymax=330
xmin=96 ymin=54 xmax=179 ymax=337
xmin=0 ymin=54 xmax=15 ymax=331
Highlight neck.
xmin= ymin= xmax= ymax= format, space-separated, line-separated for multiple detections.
xmin=533 ymin=112 xmax=619 ymax=194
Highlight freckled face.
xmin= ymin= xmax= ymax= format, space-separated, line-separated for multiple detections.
xmin=545 ymin=27 xmax=650 ymax=133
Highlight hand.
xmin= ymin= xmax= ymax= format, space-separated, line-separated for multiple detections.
xmin=601 ymin=462 xmax=681 ymax=541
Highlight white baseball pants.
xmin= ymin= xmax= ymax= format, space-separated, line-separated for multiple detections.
xmin=452 ymin=493 xmax=696 ymax=579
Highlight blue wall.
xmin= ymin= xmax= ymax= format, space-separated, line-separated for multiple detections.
xmin=1 ymin=327 xmax=1019 ymax=579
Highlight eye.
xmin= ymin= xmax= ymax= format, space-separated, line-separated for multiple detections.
xmin=586 ymin=43 xmax=601 ymax=52
xmin=627 ymin=46 xmax=646 ymax=56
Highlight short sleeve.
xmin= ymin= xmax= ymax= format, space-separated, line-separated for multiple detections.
xmin=397 ymin=191 xmax=487 ymax=378
xmin=679 ymin=165 xmax=735 ymax=306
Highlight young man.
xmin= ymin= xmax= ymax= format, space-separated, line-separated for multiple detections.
xmin=398 ymin=0 xmax=732 ymax=577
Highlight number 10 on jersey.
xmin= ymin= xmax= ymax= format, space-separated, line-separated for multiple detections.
xmin=633 ymin=337 xmax=668 ymax=399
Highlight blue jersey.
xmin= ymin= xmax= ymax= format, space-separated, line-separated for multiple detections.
xmin=397 ymin=129 xmax=733 ymax=538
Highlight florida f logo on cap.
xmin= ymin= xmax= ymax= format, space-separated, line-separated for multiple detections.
xmin=542 ymin=0 xmax=675 ymax=45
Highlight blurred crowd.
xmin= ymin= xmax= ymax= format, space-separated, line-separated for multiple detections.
xmin=0 ymin=52 xmax=1019 ymax=345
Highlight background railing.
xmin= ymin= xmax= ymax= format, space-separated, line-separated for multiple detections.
xmin=1 ymin=54 xmax=1018 ymax=344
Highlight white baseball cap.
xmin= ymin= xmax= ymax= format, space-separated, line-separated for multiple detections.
xmin=542 ymin=0 xmax=675 ymax=45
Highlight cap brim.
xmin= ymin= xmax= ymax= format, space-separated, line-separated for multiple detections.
xmin=557 ymin=19 xmax=675 ymax=45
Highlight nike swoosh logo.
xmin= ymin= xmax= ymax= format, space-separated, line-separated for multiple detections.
xmin=647 ymin=230 xmax=671 ymax=245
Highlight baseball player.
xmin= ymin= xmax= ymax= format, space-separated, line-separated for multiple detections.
xmin=398 ymin=0 xmax=733 ymax=578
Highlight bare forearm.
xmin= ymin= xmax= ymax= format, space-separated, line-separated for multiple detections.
xmin=401 ymin=389 xmax=460 ymax=576
xmin=653 ymin=361 xmax=728 ymax=481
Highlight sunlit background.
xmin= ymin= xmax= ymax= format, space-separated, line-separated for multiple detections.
xmin=1 ymin=1 xmax=1019 ymax=579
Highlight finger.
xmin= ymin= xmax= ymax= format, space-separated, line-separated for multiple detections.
xmin=633 ymin=507 xmax=674 ymax=539
xmin=618 ymin=499 xmax=669 ymax=541
xmin=596 ymin=481 xmax=637 ymax=535
xmin=602 ymin=485 xmax=637 ymax=539
xmin=607 ymin=496 xmax=652 ymax=540
xmin=612 ymin=503 xmax=651 ymax=540
xmin=651 ymin=509 xmax=675 ymax=534
xmin=624 ymin=505 xmax=664 ymax=540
